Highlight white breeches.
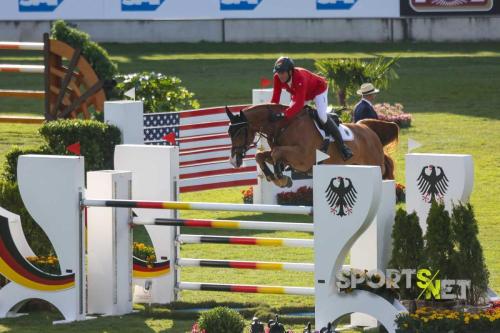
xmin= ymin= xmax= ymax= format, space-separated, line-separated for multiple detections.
xmin=312 ymin=88 xmax=328 ymax=124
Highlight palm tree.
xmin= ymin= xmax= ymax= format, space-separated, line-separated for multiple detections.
xmin=315 ymin=56 xmax=399 ymax=107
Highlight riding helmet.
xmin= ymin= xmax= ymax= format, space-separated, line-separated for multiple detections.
xmin=273 ymin=57 xmax=295 ymax=74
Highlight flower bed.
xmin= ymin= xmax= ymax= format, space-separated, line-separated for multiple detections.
xmin=277 ymin=186 xmax=313 ymax=206
xmin=242 ymin=186 xmax=253 ymax=204
xmin=133 ymin=242 xmax=156 ymax=265
xmin=396 ymin=305 xmax=500 ymax=333
xmin=374 ymin=103 xmax=412 ymax=128
xmin=396 ymin=182 xmax=406 ymax=204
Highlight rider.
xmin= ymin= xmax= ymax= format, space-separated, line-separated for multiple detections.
xmin=270 ymin=56 xmax=353 ymax=161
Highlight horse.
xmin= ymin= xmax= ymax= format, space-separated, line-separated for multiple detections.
xmin=226 ymin=104 xmax=399 ymax=188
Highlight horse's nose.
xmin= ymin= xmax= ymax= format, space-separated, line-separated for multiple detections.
xmin=229 ymin=156 xmax=239 ymax=168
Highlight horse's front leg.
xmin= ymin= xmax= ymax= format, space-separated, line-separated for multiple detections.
xmin=270 ymin=146 xmax=306 ymax=188
xmin=255 ymin=151 xmax=276 ymax=182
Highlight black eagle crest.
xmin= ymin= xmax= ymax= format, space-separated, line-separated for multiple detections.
xmin=417 ymin=165 xmax=449 ymax=203
xmin=325 ymin=177 xmax=357 ymax=217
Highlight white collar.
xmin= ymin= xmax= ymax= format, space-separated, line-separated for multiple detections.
xmin=361 ymin=97 xmax=373 ymax=107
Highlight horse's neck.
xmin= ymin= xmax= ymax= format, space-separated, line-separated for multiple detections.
xmin=245 ymin=105 xmax=282 ymax=136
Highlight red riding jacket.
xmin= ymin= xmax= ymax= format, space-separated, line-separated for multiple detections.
xmin=271 ymin=67 xmax=328 ymax=119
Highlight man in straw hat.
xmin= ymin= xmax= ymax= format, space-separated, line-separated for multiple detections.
xmin=353 ymin=83 xmax=379 ymax=123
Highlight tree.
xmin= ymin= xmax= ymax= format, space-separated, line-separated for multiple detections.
xmin=424 ymin=200 xmax=457 ymax=282
xmin=389 ymin=208 xmax=424 ymax=299
xmin=315 ymin=56 xmax=399 ymax=107
xmin=451 ymin=202 xmax=489 ymax=305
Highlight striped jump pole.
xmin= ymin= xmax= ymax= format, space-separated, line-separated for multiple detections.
xmin=177 ymin=258 xmax=314 ymax=272
xmin=83 ymin=199 xmax=313 ymax=215
xmin=134 ymin=217 xmax=314 ymax=232
xmin=178 ymin=234 xmax=313 ymax=247
xmin=0 ymin=41 xmax=44 ymax=51
xmin=177 ymin=282 xmax=315 ymax=296
xmin=0 ymin=64 xmax=45 ymax=73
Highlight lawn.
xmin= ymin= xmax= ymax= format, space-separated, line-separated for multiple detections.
xmin=0 ymin=42 xmax=499 ymax=332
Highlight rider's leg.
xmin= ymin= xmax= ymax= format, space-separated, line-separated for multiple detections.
xmin=314 ymin=89 xmax=353 ymax=161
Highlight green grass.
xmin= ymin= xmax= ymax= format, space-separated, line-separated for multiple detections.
xmin=0 ymin=42 xmax=499 ymax=332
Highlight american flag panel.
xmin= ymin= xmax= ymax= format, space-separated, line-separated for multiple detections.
xmin=143 ymin=105 xmax=258 ymax=192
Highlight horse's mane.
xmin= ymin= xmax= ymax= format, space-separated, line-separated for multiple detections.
xmin=243 ymin=103 xmax=287 ymax=114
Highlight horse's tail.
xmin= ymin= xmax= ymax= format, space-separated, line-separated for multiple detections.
xmin=359 ymin=119 xmax=399 ymax=148
xmin=359 ymin=119 xmax=399 ymax=180
xmin=383 ymin=153 xmax=395 ymax=180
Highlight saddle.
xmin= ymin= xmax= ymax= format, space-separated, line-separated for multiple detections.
xmin=305 ymin=105 xmax=353 ymax=153
xmin=306 ymin=105 xmax=341 ymax=127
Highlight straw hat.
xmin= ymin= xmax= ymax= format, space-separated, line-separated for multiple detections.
xmin=357 ymin=83 xmax=380 ymax=96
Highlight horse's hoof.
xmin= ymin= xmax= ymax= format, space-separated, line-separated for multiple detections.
xmin=285 ymin=177 xmax=293 ymax=188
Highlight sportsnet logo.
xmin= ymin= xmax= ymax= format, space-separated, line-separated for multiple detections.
xmin=122 ymin=0 xmax=166 ymax=11
xmin=220 ymin=0 xmax=263 ymax=10
xmin=410 ymin=0 xmax=493 ymax=12
xmin=317 ymin=0 xmax=359 ymax=10
xmin=19 ymin=0 xmax=63 ymax=12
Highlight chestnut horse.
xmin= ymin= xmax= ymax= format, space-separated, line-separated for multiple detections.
xmin=226 ymin=104 xmax=398 ymax=188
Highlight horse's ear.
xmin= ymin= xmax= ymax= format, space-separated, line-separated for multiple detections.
xmin=225 ymin=106 xmax=235 ymax=122
xmin=239 ymin=110 xmax=247 ymax=121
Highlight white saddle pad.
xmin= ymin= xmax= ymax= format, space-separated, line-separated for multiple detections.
xmin=314 ymin=121 xmax=354 ymax=142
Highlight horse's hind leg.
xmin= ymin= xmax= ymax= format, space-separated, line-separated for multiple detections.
xmin=255 ymin=151 xmax=276 ymax=182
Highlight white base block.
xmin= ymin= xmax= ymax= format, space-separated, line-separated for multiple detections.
xmin=87 ymin=171 xmax=133 ymax=316
xmin=114 ymin=145 xmax=178 ymax=304
xmin=104 ymin=101 xmax=144 ymax=144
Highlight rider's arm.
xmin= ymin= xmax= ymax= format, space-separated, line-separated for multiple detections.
xmin=271 ymin=75 xmax=282 ymax=104
xmin=284 ymin=79 xmax=306 ymax=119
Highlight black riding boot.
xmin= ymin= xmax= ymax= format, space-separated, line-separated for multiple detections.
xmin=324 ymin=117 xmax=353 ymax=161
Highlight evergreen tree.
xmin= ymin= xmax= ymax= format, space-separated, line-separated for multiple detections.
xmin=389 ymin=208 xmax=424 ymax=299
xmin=424 ymin=200 xmax=457 ymax=281
xmin=451 ymin=202 xmax=489 ymax=305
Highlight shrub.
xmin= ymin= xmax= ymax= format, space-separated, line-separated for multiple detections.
xmin=2 ymin=145 xmax=51 ymax=182
xmin=451 ymin=203 xmax=489 ymax=305
xmin=114 ymin=72 xmax=200 ymax=113
xmin=50 ymin=20 xmax=118 ymax=97
xmin=389 ymin=209 xmax=424 ymax=299
xmin=197 ymin=307 xmax=245 ymax=333
xmin=424 ymin=201 xmax=457 ymax=282
xmin=38 ymin=119 xmax=121 ymax=173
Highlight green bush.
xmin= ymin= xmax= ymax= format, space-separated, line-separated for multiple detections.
xmin=424 ymin=200 xmax=457 ymax=281
xmin=2 ymin=145 xmax=51 ymax=183
xmin=197 ymin=307 xmax=245 ymax=333
xmin=389 ymin=208 xmax=424 ymax=299
xmin=2 ymin=120 xmax=121 ymax=182
xmin=451 ymin=202 xmax=489 ymax=305
xmin=0 ymin=179 xmax=54 ymax=257
xmin=50 ymin=20 xmax=118 ymax=97
xmin=39 ymin=119 xmax=121 ymax=172
xmin=114 ymin=72 xmax=200 ymax=113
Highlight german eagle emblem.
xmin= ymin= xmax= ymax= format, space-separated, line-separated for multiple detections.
xmin=417 ymin=165 xmax=449 ymax=203
xmin=325 ymin=177 xmax=357 ymax=217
